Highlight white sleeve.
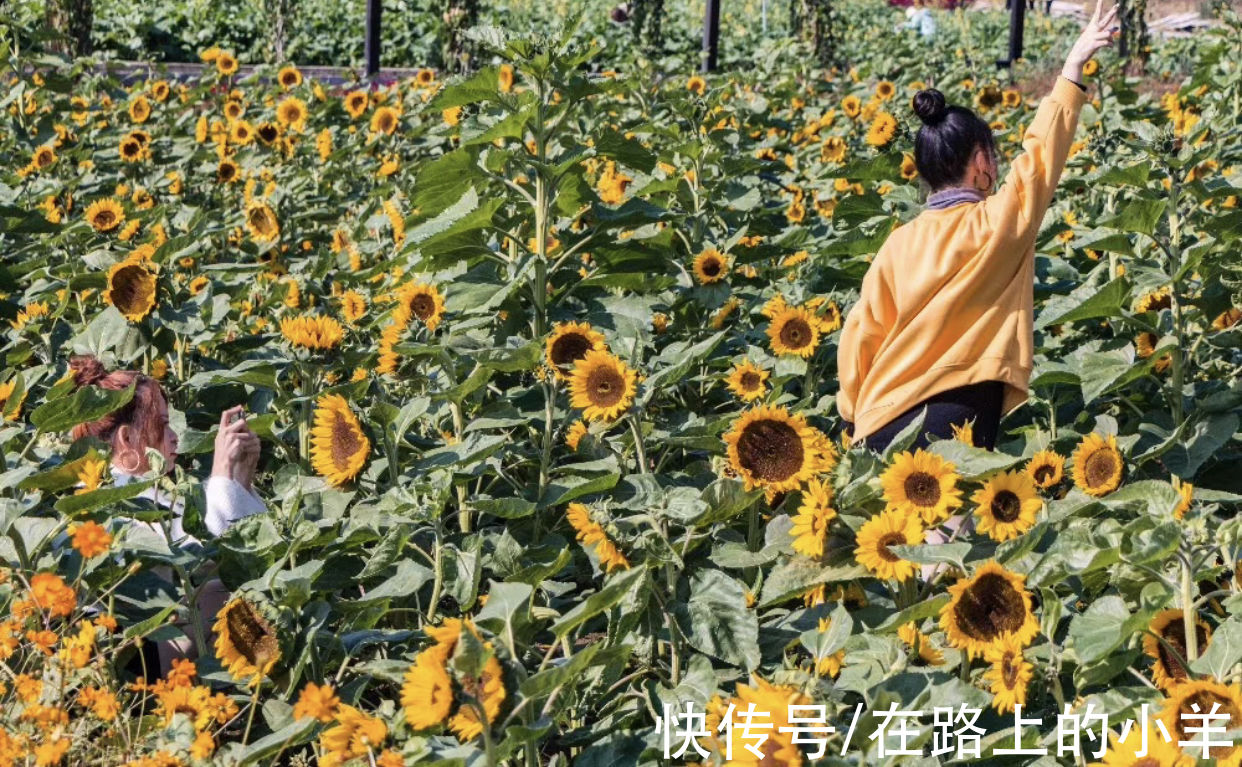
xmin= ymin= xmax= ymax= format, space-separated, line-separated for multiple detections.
xmin=204 ymin=476 xmax=268 ymax=537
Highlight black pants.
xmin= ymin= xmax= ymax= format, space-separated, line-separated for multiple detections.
xmin=852 ymin=380 xmax=1006 ymax=453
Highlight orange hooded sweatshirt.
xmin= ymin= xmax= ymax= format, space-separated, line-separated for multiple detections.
xmin=837 ymin=77 xmax=1087 ymax=441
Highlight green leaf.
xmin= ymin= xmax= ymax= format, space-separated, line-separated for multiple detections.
xmin=1101 ymin=196 xmax=1167 ymax=237
xmin=593 ymin=129 xmax=656 ymax=174
xmin=54 ymin=478 xmax=157 ymax=515
xmin=1191 ymin=616 xmax=1242 ymax=680
xmin=1067 ymin=595 xmax=1131 ymax=664
xmin=31 ymin=382 xmax=135 ymax=433
xmin=677 ymin=570 xmax=760 ymax=670
xmin=238 ymin=718 xmax=316 ymax=765
xmin=1035 ymin=276 xmax=1129 ymax=330
xmin=550 ymin=565 xmax=647 ymax=639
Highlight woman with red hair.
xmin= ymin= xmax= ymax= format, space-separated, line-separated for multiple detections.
xmin=68 ymin=354 xmax=266 ymax=672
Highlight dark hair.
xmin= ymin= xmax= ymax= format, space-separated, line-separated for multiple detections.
xmin=911 ymin=88 xmax=996 ymax=191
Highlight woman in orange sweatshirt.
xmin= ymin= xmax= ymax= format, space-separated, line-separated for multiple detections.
xmin=836 ymin=1 xmax=1118 ymax=452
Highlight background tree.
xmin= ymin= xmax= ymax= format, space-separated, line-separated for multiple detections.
xmin=43 ymin=0 xmax=92 ymax=57
xmin=791 ymin=0 xmax=840 ymax=67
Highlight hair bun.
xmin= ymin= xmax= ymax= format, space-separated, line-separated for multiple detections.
xmin=912 ymin=88 xmax=948 ymax=125
xmin=69 ymin=355 xmax=109 ymax=388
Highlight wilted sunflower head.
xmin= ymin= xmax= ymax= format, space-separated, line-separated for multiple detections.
xmin=940 ymin=561 xmax=1039 ymax=659
xmin=310 ymin=393 xmax=370 ymax=486
xmin=213 ymin=595 xmax=281 ymax=684
xmin=723 ymin=405 xmax=820 ymax=493
xmin=568 ymin=350 xmax=637 ymax=422
xmin=692 ymin=248 xmax=728 ymax=285
xmin=1143 ymin=609 xmax=1211 ymax=691
xmin=880 ymin=449 xmax=963 ymax=525
xmin=1025 ymin=449 xmax=1064 ymax=489
xmin=1161 ymin=679 xmax=1242 ymax=761
xmin=106 ymin=260 xmax=157 ymax=322
xmin=1071 ymin=432 xmax=1123 ymax=497
xmin=545 ymin=322 xmax=605 ymax=380
xmin=766 ymin=306 xmax=820 ymax=358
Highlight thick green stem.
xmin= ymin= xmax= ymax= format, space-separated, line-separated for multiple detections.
xmin=628 ymin=414 xmax=648 ymax=475
xmin=427 ymin=533 xmax=444 ymax=623
xmin=1182 ymin=556 xmax=1200 ymax=661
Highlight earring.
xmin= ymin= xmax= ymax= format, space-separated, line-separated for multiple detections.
xmin=116 ymin=450 xmax=141 ymax=475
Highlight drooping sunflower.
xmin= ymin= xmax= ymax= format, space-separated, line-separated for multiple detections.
xmin=545 ymin=322 xmax=606 ymax=380
xmin=280 ymin=315 xmax=344 ymax=350
xmin=400 ymin=282 xmax=446 ymax=332
xmin=1143 ymin=609 xmax=1211 ymax=691
xmin=213 ymin=596 xmax=281 ymax=684
xmin=1135 ymin=287 xmax=1172 ymax=314
xmin=866 ymin=112 xmax=898 ymax=147
xmin=1025 ymin=449 xmax=1065 ymax=489
xmin=854 ymin=507 xmax=924 ymax=582
xmin=310 ymin=394 xmax=371 ymax=487
xmin=277 ymin=65 xmax=303 ymax=89
xmin=901 ymin=152 xmax=918 ymax=180
xmin=880 ymin=449 xmax=963 ymax=525
xmin=86 ymin=198 xmax=125 ymax=232
xmin=686 ymin=75 xmax=707 ymax=95
xmin=940 ymin=561 xmax=1040 ymax=659
xmin=1172 ymin=476 xmax=1193 ymax=519
xmin=725 ymin=359 xmax=769 ymax=402
xmin=106 ymin=260 xmax=157 ymax=322
xmin=723 ymin=405 xmax=822 ymax=493
xmin=401 ymin=645 xmax=453 ymax=730
xmin=1088 ymin=725 xmax=1188 ymax=767
xmin=275 ymin=96 xmax=308 ymax=130
xmin=790 ymin=478 xmax=836 ymax=559
xmin=498 ymin=63 xmax=515 ymax=93
xmin=982 ymin=635 xmax=1032 ymax=713
xmin=569 ymin=350 xmax=637 ymax=422
xmin=972 ymin=470 xmax=1042 ymax=542
xmin=370 ymin=105 xmax=400 ymax=136
xmin=343 ymin=90 xmax=369 ymax=119
xmin=1071 ymin=432 xmax=1124 ymax=497
xmin=766 ymin=305 xmax=821 ymax=358
xmin=341 ymin=291 xmax=367 ymax=325
xmin=244 ymin=201 xmax=280 ymax=242
xmin=898 ymin=622 xmax=944 ymax=666
xmin=692 ymin=247 xmax=728 ymax=284
xmin=1160 ymin=679 xmax=1242 ymax=765
xmin=447 ymin=653 xmax=506 ymax=741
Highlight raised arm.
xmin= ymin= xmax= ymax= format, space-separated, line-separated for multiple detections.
xmin=205 ymin=406 xmax=266 ymax=536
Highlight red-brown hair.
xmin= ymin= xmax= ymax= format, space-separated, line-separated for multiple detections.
xmin=68 ymin=356 xmax=168 ymax=457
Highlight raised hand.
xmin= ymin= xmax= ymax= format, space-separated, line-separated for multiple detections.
xmin=211 ymin=406 xmax=262 ymax=490
xmin=1063 ymin=0 xmax=1119 ymax=83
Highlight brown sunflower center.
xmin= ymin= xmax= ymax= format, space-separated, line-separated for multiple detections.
xmin=94 ymin=210 xmax=117 ymax=228
xmin=740 ymin=371 xmax=761 ymax=390
xmin=379 ymin=114 xmax=395 ymax=132
xmin=258 ymin=124 xmax=278 ymax=142
xmin=952 ymin=573 xmax=1027 ymax=642
xmin=550 ymin=333 xmax=591 ymax=370
xmin=1177 ymin=692 xmax=1239 ymax=757
xmin=736 ymin=419 xmax=804 ymax=483
xmin=586 ymin=365 xmax=625 ymax=408
xmin=330 ymin=414 xmax=363 ymax=469
xmin=876 ymin=532 xmax=907 ymax=563
xmin=111 ymin=265 xmax=152 ymax=311
xmin=223 ymin=599 xmax=279 ymax=668
xmin=1158 ymin=619 xmax=1207 ymax=684
xmin=220 ymin=164 xmax=237 ymax=181
xmin=1032 ymin=464 xmax=1056 ymax=485
xmin=1083 ymin=449 xmax=1119 ymax=489
xmin=410 ymin=294 xmax=436 ymax=322
xmin=779 ymin=317 xmax=812 ymax=350
xmin=904 ymin=471 xmax=941 ymax=508
xmin=701 ymin=257 xmax=722 ymax=277
xmin=249 ymin=208 xmax=275 ymax=234
xmin=1001 ymin=652 xmax=1021 ymax=688
xmin=990 ymin=490 xmax=1022 ymax=523
xmin=122 ymin=140 xmax=140 ymax=158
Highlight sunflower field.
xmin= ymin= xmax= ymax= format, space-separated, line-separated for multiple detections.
xmin=2 ymin=1 xmax=1242 ymax=765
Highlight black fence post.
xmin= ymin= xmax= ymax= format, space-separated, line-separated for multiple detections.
xmin=365 ymin=0 xmax=382 ymax=78
xmin=997 ymin=0 xmax=1025 ymax=67
xmin=702 ymin=0 xmax=721 ymax=72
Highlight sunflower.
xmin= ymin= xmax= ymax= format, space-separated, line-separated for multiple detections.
xmin=940 ymin=561 xmax=1040 ymax=659
xmin=1213 ymin=308 xmax=1242 ymax=330
xmin=1172 ymin=477 xmax=1193 ymax=519
xmin=790 ymin=478 xmax=836 ymax=559
xmin=1071 ymin=432 xmax=1124 ymax=497
xmin=569 ymin=350 xmax=637 ymax=422
xmin=1002 ymin=89 xmax=1022 ymax=108
xmin=898 ymin=622 xmax=944 ymax=666
xmin=880 ymin=449 xmax=963 ymax=525
xmin=320 ymin=705 xmax=387 ymax=763
xmin=1160 ymin=679 xmax=1242 ymax=764
xmin=565 ymin=503 xmax=629 ymax=572
xmin=686 ymin=75 xmax=706 ymax=95
xmin=875 ymin=80 xmax=896 ymax=100
xmin=1135 ymin=287 xmax=1172 ymax=314
xmin=188 ymin=276 xmax=209 ymax=295
xmin=275 ymin=96 xmax=308 ymax=130
xmin=224 ymin=99 xmax=244 ymax=120
xmin=854 ymin=507 xmax=923 ymax=582
xmin=128 ymin=95 xmax=151 ymax=124
xmin=972 ymin=471 xmax=1042 ymax=542
xmin=32 ymin=145 xmax=56 ymax=169
xmin=370 ymin=106 xmax=400 ymax=136
xmin=498 ymin=63 xmax=515 ymax=93
xmin=106 ymin=260 xmax=157 ymax=322
xmin=217 ymin=158 xmax=239 ymax=183
xmin=215 ymin=52 xmax=239 ymax=76
xmin=86 ymin=198 xmax=125 ymax=232
xmin=256 ymin=121 xmax=280 ymax=144
xmin=766 ymin=305 xmax=820 ymax=358
xmin=982 ymin=636 xmax=1032 ymax=713
xmin=415 ymin=68 xmax=436 ymax=87
xmin=310 ymin=394 xmax=370 ymax=487
xmin=692 ymin=247 xmax=728 ymax=284
xmin=401 ymin=646 xmax=453 ymax=730
xmin=244 ymin=201 xmax=280 ymax=242
xmin=901 ymin=152 xmax=918 ymax=180
xmin=1088 ymin=725 xmax=1187 ymax=767
xmin=1025 ymin=449 xmax=1064 ymax=489
xmin=448 ymin=653 xmax=506 ymax=741
xmin=281 ymin=315 xmax=344 ymax=351
xmin=229 ymin=119 xmax=254 ymax=145
xmin=399 ymin=282 xmax=446 ymax=332
xmin=723 ymin=405 xmax=822 ymax=493
xmin=822 ymin=135 xmax=847 ymax=163
xmin=1143 ymin=609 xmax=1210 ymax=691
xmin=341 ymin=291 xmax=367 ymax=325
xmin=725 ymin=359 xmax=769 ymax=402
xmin=277 ymin=65 xmax=302 ymax=89
xmin=842 ymin=94 xmax=861 ymax=118
xmin=976 ymin=85 xmax=1003 ymax=110
xmin=565 ymin=420 xmax=588 ymax=450
xmin=866 ymin=112 xmax=898 ymax=147
xmin=213 ymin=597 xmax=280 ymax=684
xmin=705 ymin=678 xmax=809 ymax=766
xmin=545 ymin=322 xmax=606 ymax=380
